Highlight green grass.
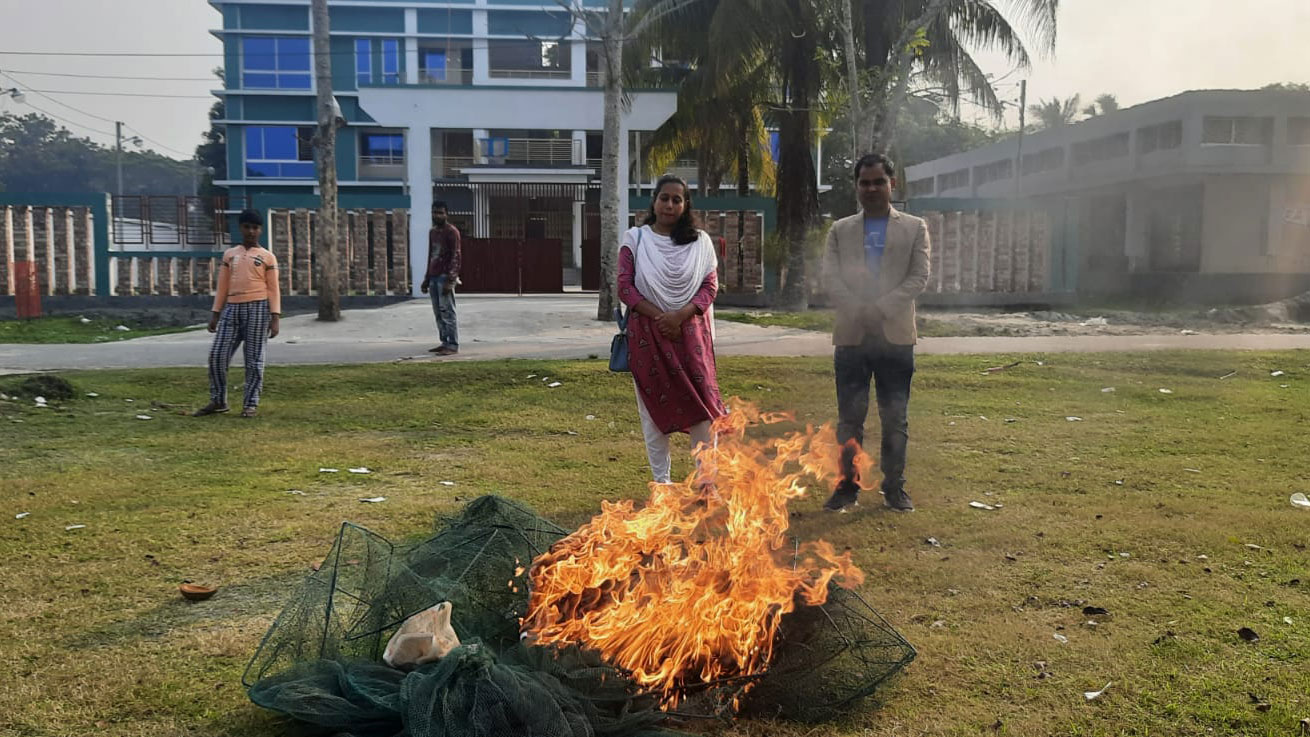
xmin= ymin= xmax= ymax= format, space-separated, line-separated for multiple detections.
xmin=0 ymin=315 xmax=202 ymax=344
xmin=717 ymin=309 xmax=1015 ymax=337
xmin=2 ymin=353 xmax=1309 ymax=737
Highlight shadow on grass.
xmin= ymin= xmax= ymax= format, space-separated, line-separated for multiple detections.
xmin=67 ymin=569 xmax=305 ymax=650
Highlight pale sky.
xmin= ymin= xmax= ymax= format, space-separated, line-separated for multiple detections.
xmin=0 ymin=0 xmax=1306 ymax=158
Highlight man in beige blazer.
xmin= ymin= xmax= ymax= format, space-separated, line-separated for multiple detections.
xmin=820 ymin=153 xmax=931 ymax=512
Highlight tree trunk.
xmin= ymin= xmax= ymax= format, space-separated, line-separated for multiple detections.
xmin=868 ymin=0 xmax=951 ymax=154
xmin=735 ymin=105 xmax=751 ymax=196
xmin=595 ymin=0 xmax=624 ymax=321
xmin=775 ymin=0 xmax=820 ymax=311
xmin=311 ymin=0 xmax=340 ymax=321
xmin=735 ymin=107 xmax=750 ymax=292
xmin=840 ymin=0 xmax=863 ymax=161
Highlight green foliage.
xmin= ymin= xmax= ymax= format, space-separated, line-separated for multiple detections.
xmin=820 ymin=99 xmax=999 ymax=218
xmin=195 ymin=97 xmax=227 ymax=199
xmin=1028 ymin=95 xmax=1082 ymax=130
xmin=0 ymin=112 xmax=193 ymax=194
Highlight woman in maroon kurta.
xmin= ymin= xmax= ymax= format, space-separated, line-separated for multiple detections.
xmin=617 ymin=175 xmax=726 ymax=483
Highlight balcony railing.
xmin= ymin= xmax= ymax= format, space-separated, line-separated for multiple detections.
xmin=419 ymin=69 xmax=473 ymax=86
xmin=488 ymin=68 xmax=572 ymax=80
xmin=432 ymin=156 xmax=476 ymax=177
xmin=477 ymin=137 xmax=582 ymax=166
xmin=360 ymin=154 xmax=405 ymax=166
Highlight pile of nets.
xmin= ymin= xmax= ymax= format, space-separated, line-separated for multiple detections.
xmin=243 ymin=495 xmax=916 ymax=735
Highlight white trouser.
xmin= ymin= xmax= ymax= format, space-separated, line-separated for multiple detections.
xmin=634 ymin=384 xmax=713 ymax=483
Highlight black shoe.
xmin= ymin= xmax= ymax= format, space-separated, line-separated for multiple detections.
xmin=883 ymin=488 xmax=915 ymax=512
xmin=192 ymin=401 xmax=229 ymax=417
xmin=823 ymin=479 xmax=861 ymax=512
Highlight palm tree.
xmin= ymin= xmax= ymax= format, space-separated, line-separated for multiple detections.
xmin=1028 ymin=94 xmax=1081 ymax=129
xmin=858 ymin=0 xmax=1061 ymax=151
xmin=641 ymin=0 xmax=1061 ymax=308
xmin=1081 ymin=92 xmax=1120 ymax=118
xmin=636 ymin=0 xmax=833 ymax=309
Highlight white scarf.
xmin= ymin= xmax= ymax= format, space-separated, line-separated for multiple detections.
xmin=627 ymin=225 xmax=717 ymax=315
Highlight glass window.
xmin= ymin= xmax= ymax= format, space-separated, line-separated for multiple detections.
xmin=1203 ymin=116 xmax=1274 ymax=145
xmin=361 ymin=133 xmax=405 ymax=163
xmin=242 ymin=36 xmax=312 ymax=89
xmin=245 ymin=126 xmax=316 ymax=178
xmin=356 ymin=39 xmax=372 ymax=86
xmin=1291 ymin=117 xmax=1310 ymax=146
xmin=423 ymin=51 xmax=447 ymax=81
xmin=382 ymin=39 xmax=400 ymax=85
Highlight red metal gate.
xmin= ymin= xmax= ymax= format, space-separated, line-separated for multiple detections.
xmin=432 ymin=181 xmax=582 ymax=294
xmin=460 ymin=238 xmax=563 ymax=293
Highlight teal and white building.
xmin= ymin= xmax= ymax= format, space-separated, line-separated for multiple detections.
xmin=210 ymin=0 xmax=677 ymax=292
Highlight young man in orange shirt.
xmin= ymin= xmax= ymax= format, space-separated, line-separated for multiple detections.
xmin=193 ymin=209 xmax=281 ymax=418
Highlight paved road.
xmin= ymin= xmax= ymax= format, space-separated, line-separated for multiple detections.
xmin=4 ymin=294 xmax=1310 ymax=374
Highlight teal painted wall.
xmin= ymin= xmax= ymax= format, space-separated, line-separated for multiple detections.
xmin=227 ymin=124 xmax=245 ymax=180
xmin=226 ymin=96 xmax=244 ymax=119
xmin=223 ymin=36 xmax=241 ymax=90
xmin=487 ymin=10 xmax=573 ymax=36
xmin=337 ymin=132 xmax=358 ymax=181
xmin=233 ymin=186 xmax=410 ymax=212
xmin=417 ymin=9 xmax=474 ymax=34
xmin=332 ymin=6 xmax=405 ymax=33
xmin=332 ymin=36 xmax=356 ymax=91
xmin=337 ymin=97 xmax=378 ymax=125
xmin=243 ymin=96 xmax=315 ymax=121
xmin=239 ymin=4 xmax=309 ymax=30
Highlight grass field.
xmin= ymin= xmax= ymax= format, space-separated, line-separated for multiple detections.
xmin=1 ymin=352 xmax=1308 ymax=736
xmin=0 ymin=315 xmax=202 ymax=344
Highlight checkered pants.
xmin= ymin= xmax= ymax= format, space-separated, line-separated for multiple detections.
xmin=208 ymin=300 xmax=270 ymax=409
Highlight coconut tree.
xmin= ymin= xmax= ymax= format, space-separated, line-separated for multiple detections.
xmin=1082 ymin=92 xmax=1120 ymax=118
xmin=1028 ymin=94 xmax=1081 ymax=129
xmin=856 ymin=0 xmax=1061 ymax=152
xmin=636 ymin=0 xmax=837 ymax=308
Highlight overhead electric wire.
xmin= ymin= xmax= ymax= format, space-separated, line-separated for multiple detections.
xmin=0 ymin=68 xmax=217 ymax=82
xmin=6 ymin=99 xmax=116 ymax=138
xmin=1 ymin=70 xmax=199 ymax=157
xmin=19 ymin=88 xmax=214 ymax=99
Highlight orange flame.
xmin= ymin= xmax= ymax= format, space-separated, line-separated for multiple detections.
xmin=522 ymin=398 xmax=868 ymax=705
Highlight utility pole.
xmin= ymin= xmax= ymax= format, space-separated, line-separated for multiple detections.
xmin=312 ymin=0 xmax=341 ymax=321
xmin=1014 ymin=80 xmax=1027 ymax=199
xmin=115 ymin=122 xmax=123 ymax=199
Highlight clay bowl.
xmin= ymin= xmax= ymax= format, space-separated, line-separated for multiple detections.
xmin=179 ymin=583 xmax=218 ymax=601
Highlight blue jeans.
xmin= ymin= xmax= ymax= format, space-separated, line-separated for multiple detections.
xmin=430 ymin=275 xmax=458 ymax=349
xmin=834 ymin=331 xmax=915 ymax=492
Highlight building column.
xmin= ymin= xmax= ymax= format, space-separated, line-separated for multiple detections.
xmin=472 ymin=10 xmax=490 ymax=85
xmin=408 ymin=126 xmax=433 ymax=296
xmin=1123 ymin=187 xmax=1149 ymax=273
xmin=572 ymin=200 xmax=584 ymax=268
xmin=473 ymin=187 xmax=489 ymax=238
xmin=571 ymin=129 xmax=586 ymax=165
xmin=570 ymin=17 xmax=587 ymax=86
xmin=404 ymin=9 xmax=419 ymax=85
xmin=474 ymin=128 xmax=489 ymax=164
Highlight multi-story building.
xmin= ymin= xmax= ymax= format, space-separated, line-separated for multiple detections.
xmin=904 ymin=89 xmax=1310 ymax=301
xmin=210 ymin=0 xmax=678 ymax=292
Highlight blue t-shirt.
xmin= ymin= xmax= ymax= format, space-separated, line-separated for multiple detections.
xmin=863 ymin=215 xmax=889 ymax=278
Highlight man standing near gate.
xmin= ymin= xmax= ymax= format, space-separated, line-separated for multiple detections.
xmin=821 ymin=153 xmax=931 ymax=513
xmin=421 ymin=201 xmax=461 ymax=355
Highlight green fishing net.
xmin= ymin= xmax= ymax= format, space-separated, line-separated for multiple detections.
xmin=243 ymin=495 xmax=915 ymax=735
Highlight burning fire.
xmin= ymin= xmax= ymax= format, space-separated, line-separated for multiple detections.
xmin=521 ymin=399 xmax=871 ymax=705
